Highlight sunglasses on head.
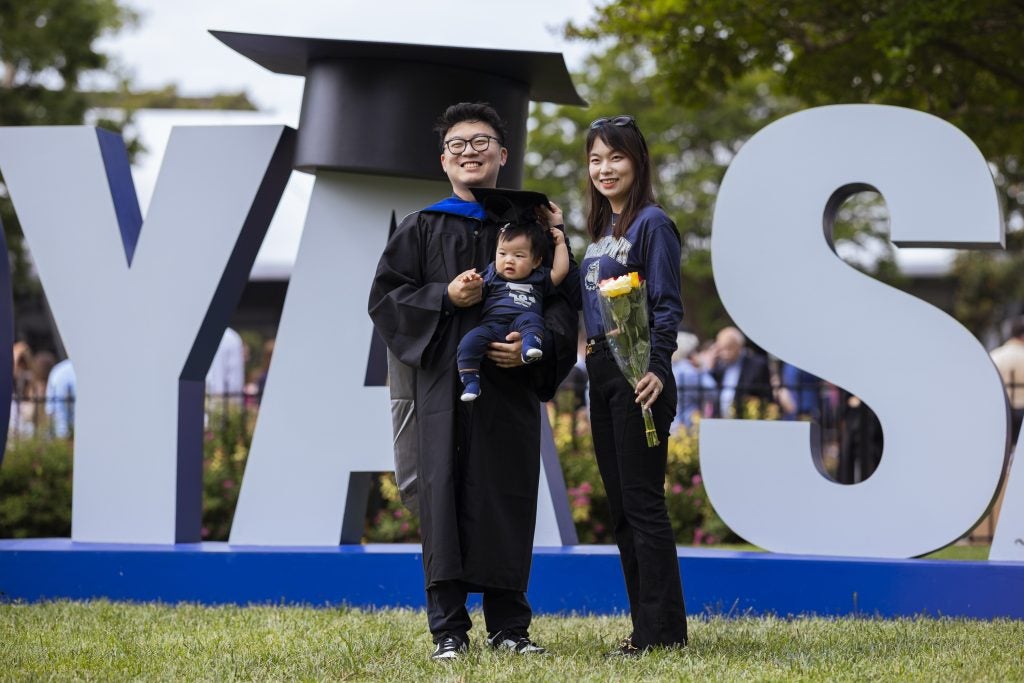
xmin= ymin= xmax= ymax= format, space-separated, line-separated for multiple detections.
xmin=589 ymin=115 xmax=637 ymax=130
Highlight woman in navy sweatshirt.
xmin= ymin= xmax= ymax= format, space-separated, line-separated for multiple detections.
xmin=579 ymin=115 xmax=688 ymax=656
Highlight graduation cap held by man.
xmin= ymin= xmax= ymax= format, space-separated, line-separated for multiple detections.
xmin=470 ymin=187 xmax=551 ymax=229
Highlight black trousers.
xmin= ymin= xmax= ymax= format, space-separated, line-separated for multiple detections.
xmin=587 ymin=345 xmax=688 ymax=648
xmin=426 ymin=580 xmax=532 ymax=644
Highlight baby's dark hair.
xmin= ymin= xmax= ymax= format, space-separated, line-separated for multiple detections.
xmin=498 ymin=223 xmax=546 ymax=260
xmin=434 ymin=102 xmax=509 ymax=151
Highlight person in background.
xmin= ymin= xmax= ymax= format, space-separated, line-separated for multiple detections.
xmin=708 ymin=326 xmax=773 ymax=418
xmin=991 ymin=316 xmax=1024 ymax=443
xmin=206 ymin=327 xmax=245 ymax=409
xmin=46 ymin=357 xmax=76 ymax=438
xmin=672 ymin=331 xmax=715 ymax=431
xmin=10 ymin=342 xmax=35 ymax=436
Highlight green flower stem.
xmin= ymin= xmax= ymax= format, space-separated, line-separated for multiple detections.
xmin=642 ymin=406 xmax=659 ymax=447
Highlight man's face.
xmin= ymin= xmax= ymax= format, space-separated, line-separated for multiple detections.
xmin=440 ymin=120 xmax=507 ymax=198
xmin=715 ymin=332 xmax=742 ymax=365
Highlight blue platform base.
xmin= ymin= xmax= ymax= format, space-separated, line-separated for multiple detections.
xmin=2 ymin=540 xmax=1022 ymax=619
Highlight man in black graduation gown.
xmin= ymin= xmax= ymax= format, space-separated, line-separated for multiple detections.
xmin=368 ymin=102 xmax=580 ymax=660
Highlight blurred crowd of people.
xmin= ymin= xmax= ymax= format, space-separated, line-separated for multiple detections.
xmin=9 ymin=341 xmax=75 ymax=439
xmin=555 ymin=322 xmax=888 ymax=484
xmin=8 ymin=328 xmax=276 ymax=440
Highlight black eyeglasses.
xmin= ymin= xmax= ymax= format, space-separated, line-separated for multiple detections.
xmin=589 ymin=115 xmax=637 ymax=130
xmin=443 ymin=134 xmax=501 ymax=155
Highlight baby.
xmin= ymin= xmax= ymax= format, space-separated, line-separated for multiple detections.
xmin=457 ymin=217 xmax=569 ymax=402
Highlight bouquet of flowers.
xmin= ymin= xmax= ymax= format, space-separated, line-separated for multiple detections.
xmin=597 ymin=272 xmax=659 ymax=447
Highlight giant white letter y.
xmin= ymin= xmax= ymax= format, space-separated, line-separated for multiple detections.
xmin=0 ymin=125 xmax=294 ymax=543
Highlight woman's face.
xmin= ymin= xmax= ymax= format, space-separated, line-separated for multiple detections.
xmin=588 ymin=137 xmax=635 ymax=213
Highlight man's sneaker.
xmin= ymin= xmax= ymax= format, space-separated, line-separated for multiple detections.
xmin=431 ymin=635 xmax=468 ymax=661
xmin=487 ymin=630 xmax=547 ymax=654
xmin=460 ymin=378 xmax=481 ymax=402
xmin=604 ymin=636 xmax=644 ymax=658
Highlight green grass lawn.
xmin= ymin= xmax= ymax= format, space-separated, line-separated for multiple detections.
xmin=2 ymin=602 xmax=1022 ymax=681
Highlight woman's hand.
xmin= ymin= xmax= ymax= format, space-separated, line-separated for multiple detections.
xmin=536 ymin=200 xmax=564 ymax=228
xmin=447 ymin=269 xmax=482 ymax=308
xmin=487 ymin=331 xmax=525 ymax=368
xmin=635 ymin=372 xmax=663 ymax=410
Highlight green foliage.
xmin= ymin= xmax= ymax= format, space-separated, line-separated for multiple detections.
xmin=564 ymin=1 xmax=1024 ymax=338
xmin=366 ymin=402 xmax=738 ymax=546
xmin=524 ymin=42 xmax=902 ymax=337
xmin=201 ymin=404 xmax=254 ymax=541
xmin=85 ymin=84 xmax=258 ymax=111
xmin=4 ymin=602 xmax=1024 ymax=680
xmin=0 ymin=437 xmax=72 ymax=537
xmin=951 ymin=230 xmax=1024 ymax=337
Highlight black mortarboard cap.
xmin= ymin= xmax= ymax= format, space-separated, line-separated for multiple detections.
xmin=470 ymin=187 xmax=549 ymax=227
xmin=211 ymin=31 xmax=586 ymax=183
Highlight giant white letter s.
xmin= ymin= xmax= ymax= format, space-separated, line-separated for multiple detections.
xmin=701 ymin=105 xmax=1007 ymax=558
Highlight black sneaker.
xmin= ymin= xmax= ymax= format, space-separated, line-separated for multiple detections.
xmin=487 ymin=630 xmax=547 ymax=654
xmin=431 ymin=634 xmax=468 ymax=661
xmin=604 ymin=636 xmax=645 ymax=658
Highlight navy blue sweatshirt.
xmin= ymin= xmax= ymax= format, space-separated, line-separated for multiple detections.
xmin=580 ymin=204 xmax=683 ymax=385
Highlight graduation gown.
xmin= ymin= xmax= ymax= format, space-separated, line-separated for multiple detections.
xmin=368 ymin=197 xmax=579 ymax=591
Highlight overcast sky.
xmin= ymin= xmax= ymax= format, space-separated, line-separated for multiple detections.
xmin=96 ymin=0 xmax=599 ymax=275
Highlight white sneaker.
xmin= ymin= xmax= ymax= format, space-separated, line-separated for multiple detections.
xmin=431 ymin=635 xmax=468 ymax=661
xmin=487 ymin=631 xmax=547 ymax=654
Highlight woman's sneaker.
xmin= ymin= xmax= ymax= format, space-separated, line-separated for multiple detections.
xmin=431 ymin=634 xmax=468 ymax=661
xmin=604 ymin=635 xmax=644 ymax=658
xmin=487 ymin=630 xmax=547 ymax=654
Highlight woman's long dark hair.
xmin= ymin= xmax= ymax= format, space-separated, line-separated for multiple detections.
xmin=585 ymin=120 xmax=657 ymax=242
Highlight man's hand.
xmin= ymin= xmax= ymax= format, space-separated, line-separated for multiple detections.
xmin=536 ymin=201 xmax=564 ymax=228
xmin=448 ymin=269 xmax=483 ymax=308
xmin=487 ymin=331 xmax=525 ymax=368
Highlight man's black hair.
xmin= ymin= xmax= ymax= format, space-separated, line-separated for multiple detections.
xmin=1010 ymin=316 xmax=1024 ymax=340
xmin=434 ymin=102 xmax=509 ymax=150
xmin=497 ymin=223 xmax=546 ymax=260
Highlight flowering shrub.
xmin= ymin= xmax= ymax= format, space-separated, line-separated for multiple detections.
xmin=361 ymin=404 xmax=739 ymax=545
xmin=0 ymin=401 xmax=739 ymax=546
xmin=0 ymin=437 xmax=73 ymax=538
xmin=202 ymin=406 xmax=253 ymax=540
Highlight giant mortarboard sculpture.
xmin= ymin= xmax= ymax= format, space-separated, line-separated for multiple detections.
xmin=213 ymin=32 xmax=585 ymax=546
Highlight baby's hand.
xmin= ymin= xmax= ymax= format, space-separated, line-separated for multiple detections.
xmin=550 ymin=227 xmax=565 ymax=246
xmin=460 ymin=270 xmax=482 ymax=283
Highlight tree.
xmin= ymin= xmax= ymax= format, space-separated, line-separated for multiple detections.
xmin=566 ymin=0 xmax=1024 ymax=338
xmin=524 ymin=42 xmax=901 ymax=337
xmin=0 ymin=0 xmax=138 ymax=301
xmin=0 ymin=3 xmax=257 ymax=352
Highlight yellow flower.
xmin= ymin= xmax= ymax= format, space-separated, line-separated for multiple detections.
xmin=598 ymin=273 xmax=636 ymax=298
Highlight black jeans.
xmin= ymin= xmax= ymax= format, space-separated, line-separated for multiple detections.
xmin=587 ymin=344 xmax=688 ymax=648
xmin=426 ymin=580 xmax=532 ymax=644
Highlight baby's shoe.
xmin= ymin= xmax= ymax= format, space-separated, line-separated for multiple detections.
xmin=460 ymin=374 xmax=481 ymax=402
xmin=521 ymin=334 xmax=543 ymax=363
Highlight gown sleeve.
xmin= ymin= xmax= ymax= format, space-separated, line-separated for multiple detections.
xmin=368 ymin=213 xmax=452 ymax=369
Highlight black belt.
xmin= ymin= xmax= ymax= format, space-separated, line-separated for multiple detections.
xmin=585 ymin=334 xmax=608 ymax=356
